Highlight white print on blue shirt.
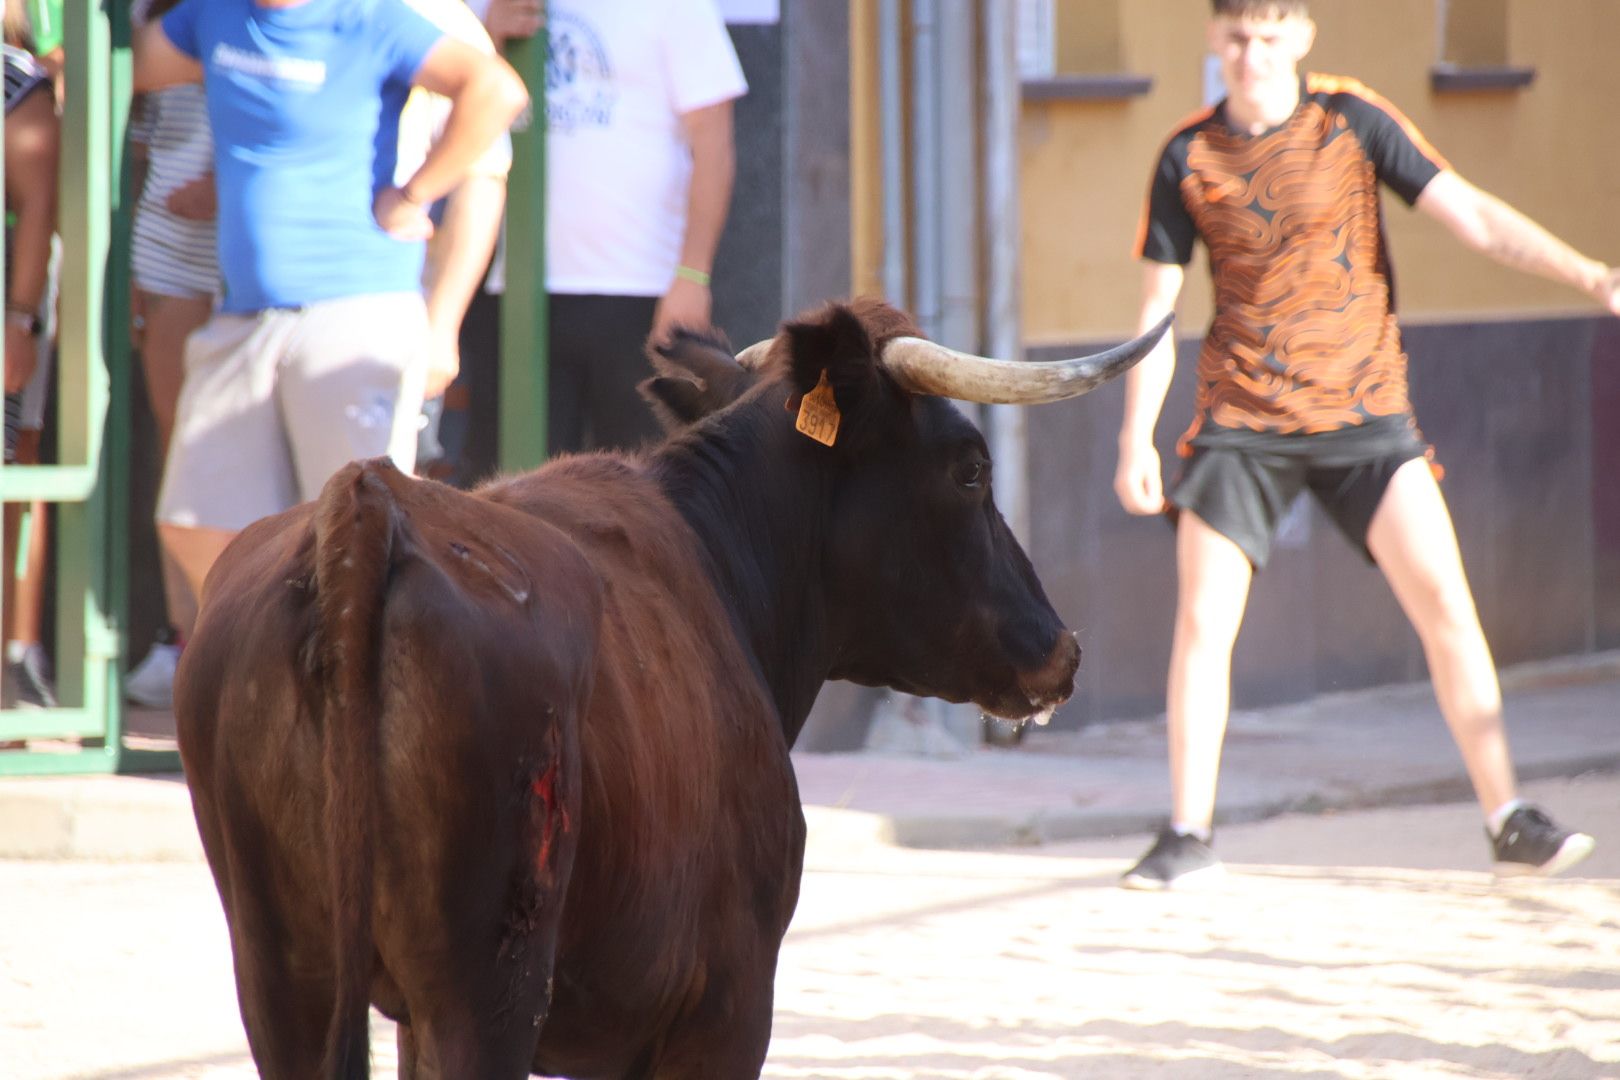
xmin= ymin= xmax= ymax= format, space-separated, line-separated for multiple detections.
xmin=210 ymin=42 xmax=327 ymax=90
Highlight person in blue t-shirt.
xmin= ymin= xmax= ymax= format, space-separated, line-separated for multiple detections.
xmin=133 ymin=0 xmax=528 ymax=642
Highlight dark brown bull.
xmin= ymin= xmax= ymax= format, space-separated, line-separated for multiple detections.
xmin=176 ymin=299 xmax=1170 ymax=1079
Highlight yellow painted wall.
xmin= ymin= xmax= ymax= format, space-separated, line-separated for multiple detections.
xmin=1019 ymin=0 xmax=1620 ymax=345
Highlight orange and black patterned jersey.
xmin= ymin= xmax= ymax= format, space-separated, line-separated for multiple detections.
xmin=1137 ymin=73 xmax=1449 ymax=453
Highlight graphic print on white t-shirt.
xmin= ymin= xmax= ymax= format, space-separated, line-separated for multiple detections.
xmin=547 ymin=12 xmax=619 ymax=134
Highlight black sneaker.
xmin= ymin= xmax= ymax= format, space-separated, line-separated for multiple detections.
xmin=1121 ymin=825 xmax=1225 ymax=890
xmin=1490 ymin=806 xmax=1594 ymax=878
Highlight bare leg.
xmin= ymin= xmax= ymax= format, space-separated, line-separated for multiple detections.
xmin=159 ymin=546 xmax=198 ymax=641
xmin=158 ymin=523 xmax=237 ymax=634
xmin=1 ymin=503 xmax=16 ymax=708
xmin=139 ymin=291 xmax=212 ymax=453
xmin=3 ymin=432 xmax=50 ymax=710
xmin=10 ymin=501 xmax=47 ymax=649
xmin=141 ymin=292 xmax=212 ymax=637
xmin=8 ymin=431 xmax=47 ymax=652
xmin=1167 ymin=510 xmax=1256 ymax=831
xmin=1367 ymin=458 xmax=1515 ymax=817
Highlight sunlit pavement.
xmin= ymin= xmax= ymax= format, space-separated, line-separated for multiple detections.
xmin=2 ymin=774 xmax=1614 ymax=1080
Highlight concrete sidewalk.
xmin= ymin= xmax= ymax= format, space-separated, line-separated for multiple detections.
xmin=1 ymin=652 xmax=1616 ymax=862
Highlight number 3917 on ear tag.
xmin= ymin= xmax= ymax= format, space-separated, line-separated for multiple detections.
xmin=795 ymin=370 xmax=840 ymax=447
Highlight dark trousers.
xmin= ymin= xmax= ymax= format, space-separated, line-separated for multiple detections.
xmin=451 ymin=291 xmax=662 ymax=487
xmin=546 ymin=293 xmax=662 ymax=456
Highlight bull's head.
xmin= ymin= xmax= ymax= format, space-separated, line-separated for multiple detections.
xmin=644 ymin=299 xmax=1170 ymax=725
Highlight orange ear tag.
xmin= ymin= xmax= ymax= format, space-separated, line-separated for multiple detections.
xmin=795 ymin=370 xmax=840 ymax=447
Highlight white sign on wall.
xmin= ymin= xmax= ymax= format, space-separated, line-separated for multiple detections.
xmin=715 ymin=0 xmax=779 ymax=24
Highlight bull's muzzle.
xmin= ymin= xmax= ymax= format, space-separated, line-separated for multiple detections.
xmin=1020 ymin=630 xmax=1081 ymax=712
xmin=980 ymin=631 xmax=1080 ymax=722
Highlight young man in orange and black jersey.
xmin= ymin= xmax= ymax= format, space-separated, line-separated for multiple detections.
xmin=1114 ymin=0 xmax=1620 ymax=889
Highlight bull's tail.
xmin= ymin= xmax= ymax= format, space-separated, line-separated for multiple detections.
xmin=312 ymin=460 xmax=399 ymax=1080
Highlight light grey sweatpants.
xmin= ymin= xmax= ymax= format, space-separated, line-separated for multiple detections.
xmin=156 ymin=291 xmax=427 ymax=532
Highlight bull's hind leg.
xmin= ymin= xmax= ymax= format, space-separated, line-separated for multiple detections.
xmin=373 ymin=801 xmax=564 ymax=1078
xmin=397 ymin=1023 xmax=421 ymax=1080
xmin=192 ymin=793 xmax=342 ymax=1080
xmin=400 ymin=1014 xmax=545 ymax=1080
xmin=220 ymin=878 xmax=342 ymax=1078
xmin=649 ymin=975 xmax=775 ymax=1080
xmin=376 ymin=924 xmax=555 ymax=1078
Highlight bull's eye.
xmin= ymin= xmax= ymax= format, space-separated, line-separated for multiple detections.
xmin=955 ymin=459 xmax=986 ymax=489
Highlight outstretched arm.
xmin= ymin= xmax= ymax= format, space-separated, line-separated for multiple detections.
xmin=1417 ymin=170 xmax=1620 ymax=315
xmin=1114 ymin=261 xmax=1186 ymax=516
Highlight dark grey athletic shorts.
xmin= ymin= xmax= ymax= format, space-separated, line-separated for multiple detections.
xmin=1166 ymin=418 xmax=1431 ymax=569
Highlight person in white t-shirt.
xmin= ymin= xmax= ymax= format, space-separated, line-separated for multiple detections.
xmin=468 ymin=0 xmax=747 ymax=456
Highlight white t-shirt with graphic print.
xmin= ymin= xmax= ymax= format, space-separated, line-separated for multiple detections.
xmin=484 ymin=0 xmax=746 ymax=296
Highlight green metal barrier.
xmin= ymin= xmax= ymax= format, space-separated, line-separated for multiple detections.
xmin=499 ymin=27 xmax=549 ymax=471
xmin=0 ymin=3 xmax=162 ymax=776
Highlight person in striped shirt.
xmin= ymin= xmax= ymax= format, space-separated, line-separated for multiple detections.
xmin=123 ymin=0 xmax=221 ymax=711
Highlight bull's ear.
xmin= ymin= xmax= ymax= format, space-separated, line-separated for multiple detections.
xmin=638 ymin=375 xmax=711 ymax=432
xmin=782 ymin=305 xmax=882 ymax=408
xmin=639 ymin=329 xmax=756 ymax=431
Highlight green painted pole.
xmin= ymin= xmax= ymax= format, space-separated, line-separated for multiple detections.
xmin=59 ymin=0 xmax=118 ymax=760
xmin=498 ymin=21 xmax=549 ymax=471
xmin=106 ymin=0 xmax=145 ymax=769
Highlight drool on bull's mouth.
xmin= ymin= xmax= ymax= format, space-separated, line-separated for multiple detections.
xmin=990 ymin=632 xmax=1081 ymax=720
xmin=977 ymin=686 xmax=1069 ymax=723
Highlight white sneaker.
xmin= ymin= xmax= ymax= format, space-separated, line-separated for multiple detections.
xmin=125 ymin=641 xmax=181 ymax=709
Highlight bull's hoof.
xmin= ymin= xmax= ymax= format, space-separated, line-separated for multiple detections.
xmin=981 ymin=713 xmax=1027 ymax=748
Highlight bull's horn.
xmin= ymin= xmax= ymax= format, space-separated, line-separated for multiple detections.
xmin=878 ymin=312 xmax=1174 ymax=404
xmin=734 ymin=340 xmax=773 ymax=369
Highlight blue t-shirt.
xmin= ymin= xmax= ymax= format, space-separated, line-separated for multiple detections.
xmin=161 ymin=0 xmax=442 ymax=312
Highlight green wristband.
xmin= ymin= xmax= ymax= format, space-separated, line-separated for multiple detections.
xmin=674 ymin=265 xmax=711 ymax=287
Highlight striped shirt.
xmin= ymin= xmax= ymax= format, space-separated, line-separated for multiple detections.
xmin=3 ymin=44 xmax=49 ymax=114
xmin=130 ymin=83 xmax=220 ymax=298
